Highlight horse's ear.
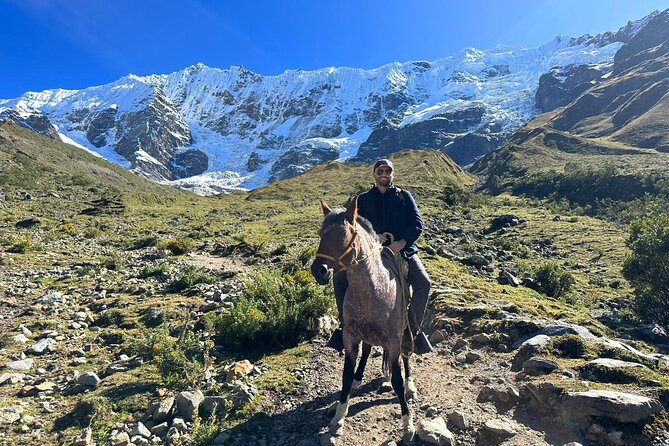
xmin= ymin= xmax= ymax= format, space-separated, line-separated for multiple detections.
xmin=321 ymin=200 xmax=332 ymax=216
xmin=345 ymin=195 xmax=358 ymax=224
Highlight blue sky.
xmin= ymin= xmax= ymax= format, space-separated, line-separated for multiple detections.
xmin=1 ymin=0 xmax=668 ymax=98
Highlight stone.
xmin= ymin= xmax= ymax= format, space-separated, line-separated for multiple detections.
xmin=171 ymin=417 xmax=188 ymax=432
xmin=72 ymin=427 xmax=94 ymax=446
xmin=416 ymin=417 xmax=454 ymax=445
xmin=634 ymin=323 xmax=669 ymax=343
xmin=471 ymin=333 xmax=492 ymax=344
xmin=226 ymin=360 xmax=253 ymax=382
xmin=483 ymin=419 xmax=517 ymax=437
xmin=201 ymin=396 xmax=227 ymax=415
xmin=228 ymin=381 xmax=258 ymax=408
xmin=498 ymin=269 xmax=521 ymax=286
xmin=5 ymin=358 xmax=35 ymax=372
xmin=428 ymin=330 xmax=447 ymax=345
xmin=521 ymin=357 xmax=559 ymax=375
xmin=130 ymin=422 xmax=152 ymax=438
xmin=447 ymin=410 xmax=470 ymax=430
xmin=77 ymin=372 xmax=101 ymax=388
xmin=153 ymin=396 xmax=175 ymax=423
xmin=12 ymin=334 xmax=29 ymax=344
xmin=0 ymin=373 xmax=24 ymax=385
xmin=212 ymin=431 xmax=231 ymax=445
xmin=27 ymin=338 xmax=56 ymax=355
xmin=0 ymin=407 xmax=23 ymax=425
xmin=465 ymin=351 xmax=482 ymax=363
xmin=452 ymin=338 xmax=468 ymax=352
xmin=175 ymin=390 xmax=204 ymax=421
xmin=150 ymin=422 xmax=169 ymax=437
xmin=111 ymin=431 xmax=130 ymax=446
xmin=562 ymin=390 xmax=663 ymax=423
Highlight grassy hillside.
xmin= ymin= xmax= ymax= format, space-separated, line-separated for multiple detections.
xmin=1 ymin=123 xmax=666 ymax=446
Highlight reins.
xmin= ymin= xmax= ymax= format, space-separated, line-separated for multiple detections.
xmin=315 ymin=222 xmax=380 ymax=271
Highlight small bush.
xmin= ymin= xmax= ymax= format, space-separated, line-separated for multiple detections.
xmin=130 ymin=235 xmax=160 ymax=250
xmin=127 ymin=327 xmax=210 ymax=388
xmin=550 ymin=334 xmax=591 ymax=358
xmin=622 ymin=209 xmax=669 ymax=325
xmin=170 ymin=266 xmax=215 ymax=291
xmin=209 ymin=269 xmax=333 ymax=349
xmin=140 ymin=263 xmax=170 ymax=279
xmin=6 ymin=236 xmax=31 ymax=253
xmin=534 ymin=262 xmax=575 ymax=298
xmin=159 ymin=238 xmax=195 ymax=255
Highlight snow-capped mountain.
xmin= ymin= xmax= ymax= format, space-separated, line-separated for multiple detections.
xmin=0 ymin=11 xmax=658 ymax=194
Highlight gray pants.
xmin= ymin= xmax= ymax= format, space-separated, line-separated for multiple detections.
xmin=333 ymin=254 xmax=431 ymax=332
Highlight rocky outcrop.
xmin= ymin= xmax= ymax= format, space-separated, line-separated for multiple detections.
xmin=0 ymin=110 xmax=59 ymax=140
xmin=169 ymin=149 xmax=208 ymax=179
xmin=535 ymin=64 xmax=608 ymax=113
xmin=355 ymin=105 xmax=506 ymax=165
xmin=268 ymin=145 xmax=339 ymax=183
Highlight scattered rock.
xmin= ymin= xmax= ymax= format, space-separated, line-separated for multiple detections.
xmin=447 ymin=410 xmax=470 ymax=430
xmin=521 ymin=357 xmax=559 ymax=376
xmin=153 ymin=396 xmax=175 ymax=423
xmin=417 ymin=417 xmax=454 ymax=445
xmin=0 ymin=407 xmax=23 ymax=425
xmin=77 ymin=372 xmax=101 ymax=388
xmin=5 ymin=358 xmax=35 ymax=372
xmin=27 ymin=338 xmax=56 ymax=355
xmin=175 ymin=390 xmax=204 ymax=421
xmin=226 ymin=359 xmax=254 ymax=382
xmin=72 ymin=427 xmax=94 ymax=446
xmin=562 ymin=390 xmax=663 ymax=423
xmin=482 ymin=419 xmax=517 ymax=438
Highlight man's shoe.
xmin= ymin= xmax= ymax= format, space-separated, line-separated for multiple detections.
xmin=327 ymin=328 xmax=344 ymax=353
xmin=413 ymin=331 xmax=433 ymax=355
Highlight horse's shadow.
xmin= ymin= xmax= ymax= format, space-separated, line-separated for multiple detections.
xmin=225 ymin=376 xmax=409 ymax=445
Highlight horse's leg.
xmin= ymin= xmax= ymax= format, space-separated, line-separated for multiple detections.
xmin=389 ymin=349 xmax=415 ymax=444
xmin=351 ymin=342 xmax=372 ymax=392
xmin=329 ymin=341 xmax=359 ymax=436
xmin=403 ymin=354 xmax=418 ymax=401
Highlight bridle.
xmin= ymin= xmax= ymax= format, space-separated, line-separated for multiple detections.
xmin=314 ymin=223 xmax=360 ymax=270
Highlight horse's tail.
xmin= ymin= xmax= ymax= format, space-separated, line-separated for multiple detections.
xmin=382 ymin=349 xmax=390 ymax=378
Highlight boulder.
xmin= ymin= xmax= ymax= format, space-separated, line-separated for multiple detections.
xmin=562 ymin=390 xmax=663 ymax=423
xmin=416 ymin=417 xmax=454 ymax=445
xmin=175 ymin=390 xmax=204 ymax=421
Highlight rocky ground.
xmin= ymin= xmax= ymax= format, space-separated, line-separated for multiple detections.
xmin=1 ymin=198 xmax=669 ymax=446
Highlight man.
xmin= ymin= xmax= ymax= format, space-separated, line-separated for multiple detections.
xmin=329 ymin=159 xmax=432 ymax=354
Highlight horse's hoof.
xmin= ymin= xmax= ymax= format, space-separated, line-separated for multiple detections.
xmin=328 ymin=420 xmax=344 ymax=436
xmin=402 ymin=415 xmax=416 ymax=445
xmin=320 ymin=433 xmax=337 ymax=446
xmin=405 ymin=377 xmax=418 ymax=401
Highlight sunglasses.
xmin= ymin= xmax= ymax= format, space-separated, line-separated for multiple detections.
xmin=375 ymin=168 xmax=393 ymax=175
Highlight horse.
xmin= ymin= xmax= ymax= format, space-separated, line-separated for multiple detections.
xmin=310 ymin=196 xmax=416 ymax=444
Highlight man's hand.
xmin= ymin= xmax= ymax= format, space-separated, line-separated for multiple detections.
xmin=377 ymin=233 xmax=387 ymax=244
xmin=389 ymin=239 xmax=407 ymax=254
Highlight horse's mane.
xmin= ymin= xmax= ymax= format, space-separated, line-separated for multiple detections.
xmin=320 ymin=208 xmax=375 ymax=237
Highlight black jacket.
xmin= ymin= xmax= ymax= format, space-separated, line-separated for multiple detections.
xmin=357 ymin=185 xmax=423 ymax=258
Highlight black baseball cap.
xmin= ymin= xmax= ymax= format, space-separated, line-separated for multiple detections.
xmin=373 ymin=159 xmax=394 ymax=171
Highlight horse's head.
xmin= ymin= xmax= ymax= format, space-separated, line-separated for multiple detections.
xmin=310 ymin=197 xmax=359 ymax=285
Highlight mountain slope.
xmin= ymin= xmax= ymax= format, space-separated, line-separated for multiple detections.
xmin=2 ymin=12 xmax=658 ymax=194
xmin=470 ymin=10 xmax=669 ymax=205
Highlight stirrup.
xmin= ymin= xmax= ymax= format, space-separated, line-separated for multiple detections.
xmin=327 ymin=328 xmax=344 ymax=353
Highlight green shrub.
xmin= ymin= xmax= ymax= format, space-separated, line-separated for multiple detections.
xmin=140 ymin=263 xmax=170 ymax=279
xmin=534 ymin=262 xmax=575 ymax=298
xmin=6 ymin=236 xmax=31 ymax=253
xmin=550 ymin=334 xmax=592 ymax=358
xmin=130 ymin=235 xmax=160 ymax=250
xmin=622 ymin=209 xmax=669 ymax=325
xmin=209 ymin=269 xmax=333 ymax=349
xmin=159 ymin=238 xmax=195 ymax=255
xmin=170 ymin=265 xmax=215 ymax=291
xmin=127 ymin=327 xmax=210 ymax=388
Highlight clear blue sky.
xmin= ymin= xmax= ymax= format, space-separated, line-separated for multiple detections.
xmin=1 ymin=0 xmax=668 ymax=98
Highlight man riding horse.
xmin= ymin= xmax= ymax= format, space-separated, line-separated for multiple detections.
xmin=329 ymin=158 xmax=432 ymax=355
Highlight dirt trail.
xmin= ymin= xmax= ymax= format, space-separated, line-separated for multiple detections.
xmin=227 ymin=339 xmax=562 ymax=446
